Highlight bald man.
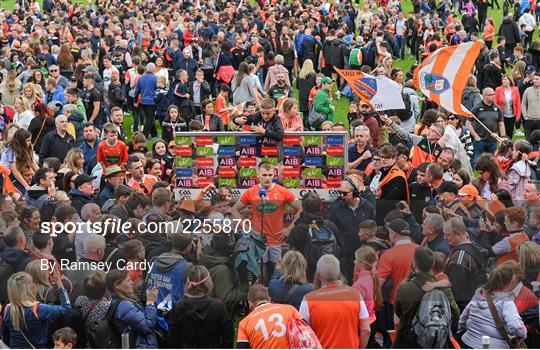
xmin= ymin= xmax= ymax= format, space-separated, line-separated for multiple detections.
xmin=466 ymin=87 xmax=507 ymax=166
xmin=39 ymin=114 xmax=76 ymax=165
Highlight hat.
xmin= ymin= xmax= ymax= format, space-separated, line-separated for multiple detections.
xmin=525 ymin=65 xmax=536 ymax=74
xmin=321 ymin=76 xmax=334 ymax=84
xmin=355 ymin=36 xmax=365 ymax=45
xmin=74 ymin=174 xmax=97 ymax=188
xmin=458 ymin=184 xmax=479 ymax=198
xmin=104 ymin=165 xmax=125 ymax=177
xmin=179 ymin=199 xmax=196 ymax=213
xmin=438 ymin=181 xmax=458 ymax=195
xmin=386 ymin=219 xmax=411 ymax=236
xmin=83 ymin=65 xmax=97 ymax=73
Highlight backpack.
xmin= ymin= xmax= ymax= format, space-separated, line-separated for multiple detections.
xmin=0 ymin=260 xmax=15 ymax=305
xmin=287 ymin=318 xmax=322 ymax=349
xmin=348 ymin=46 xmax=364 ymax=67
xmin=304 ymin=220 xmax=338 ymax=268
xmin=394 ymin=92 xmax=413 ymax=121
xmin=410 ymin=277 xmax=452 ymax=349
xmin=86 ymin=299 xmax=123 ymax=349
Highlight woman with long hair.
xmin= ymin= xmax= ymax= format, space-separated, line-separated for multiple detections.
xmin=518 ymin=241 xmax=540 ymax=293
xmin=2 ymin=271 xmax=71 ymax=348
xmin=0 ymin=128 xmax=38 ymax=191
xmin=269 ymin=251 xmax=312 ymax=310
xmin=474 ymin=153 xmax=505 ymax=200
xmin=194 ymin=99 xmax=224 ymax=131
xmin=75 ymin=272 xmax=111 ymax=329
xmin=215 ymin=41 xmax=235 ymax=85
xmin=0 ymin=70 xmax=22 ymax=107
xmin=280 ymin=98 xmax=303 ymax=132
xmin=19 ymin=206 xmax=40 ymax=239
xmin=167 ymin=265 xmax=234 ymax=348
xmin=458 ymin=263 xmax=527 ymax=349
xmin=62 ymin=171 xmax=78 ymax=192
xmin=231 ymin=62 xmax=257 ymax=106
xmin=297 ymin=59 xmax=317 ymax=120
xmin=106 ymin=269 xmax=159 ymax=348
xmin=24 ymin=260 xmax=77 ymax=304
xmin=58 ymin=148 xmax=85 ymax=176
xmin=353 ymin=246 xmax=383 ymax=348
xmin=21 ymin=83 xmax=40 ymax=110
xmin=27 ymin=102 xmax=55 ymax=152
xmin=12 ymin=97 xmax=35 ymax=130
xmin=57 ymin=44 xmax=75 ymax=78
xmin=494 ymin=74 xmax=521 ymax=139
xmin=27 ymin=69 xmax=45 ymax=90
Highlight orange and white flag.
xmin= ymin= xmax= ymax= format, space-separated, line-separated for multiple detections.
xmin=413 ymin=41 xmax=482 ymax=117
xmin=277 ymin=95 xmax=287 ymax=112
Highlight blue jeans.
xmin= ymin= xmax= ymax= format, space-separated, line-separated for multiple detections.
xmin=395 ymin=35 xmax=406 ymax=59
xmin=472 ymin=139 xmax=497 ymax=166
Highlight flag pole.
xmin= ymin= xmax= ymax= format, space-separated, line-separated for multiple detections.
xmin=470 ymin=115 xmax=504 ymax=143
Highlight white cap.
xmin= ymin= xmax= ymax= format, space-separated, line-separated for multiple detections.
xmin=482 ymin=336 xmax=490 ymax=345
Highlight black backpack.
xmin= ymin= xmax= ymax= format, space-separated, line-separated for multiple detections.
xmin=304 ymin=220 xmax=338 ymax=268
xmin=87 ymin=299 xmax=123 ymax=349
xmin=0 ymin=260 xmax=15 ymax=305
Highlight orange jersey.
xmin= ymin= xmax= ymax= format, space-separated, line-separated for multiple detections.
xmin=378 ymin=239 xmax=419 ymax=304
xmin=240 ymin=184 xmax=296 ymax=246
xmin=299 ymin=284 xmax=369 ymax=349
xmin=237 ymin=302 xmax=302 ymax=349
xmin=97 ymin=140 xmax=129 ymax=168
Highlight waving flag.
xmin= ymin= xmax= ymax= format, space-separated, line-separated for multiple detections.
xmin=335 ymin=68 xmax=405 ymax=111
xmin=413 ymin=41 xmax=482 ymax=117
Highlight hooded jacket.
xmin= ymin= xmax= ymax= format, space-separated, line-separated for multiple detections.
xmin=147 ymin=251 xmax=190 ymax=315
xmin=329 ymin=38 xmax=346 ymax=69
xmin=498 ymin=17 xmax=520 ymax=44
xmin=68 ymin=110 xmax=85 ymax=144
xmin=112 ymin=299 xmax=158 ymax=349
xmin=201 ymin=245 xmax=246 ymax=313
xmin=0 ymin=247 xmax=32 ymax=272
xmin=459 ymin=290 xmax=527 ymax=349
xmin=139 ymin=232 xmax=168 ymax=262
xmin=462 ymin=86 xmax=483 ymax=112
xmin=24 ymin=185 xmax=49 ymax=211
xmin=167 ymin=295 xmax=234 ymax=348
xmin=501 ymin=160 xmax=532 ymax=201
xmin=69 ymin=188 xmax=94 ymax=215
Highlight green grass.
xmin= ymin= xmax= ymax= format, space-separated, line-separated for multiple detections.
xmin=4 ymin=0 xmax=529 ymax=139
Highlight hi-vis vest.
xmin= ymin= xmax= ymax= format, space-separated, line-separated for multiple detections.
xmin=411 ymin=138 xmax=442 ymax=167
xmin=377 ymin=165 xmax=410 ymax=203
xmin=496 ymin=232 xmax=529 ymax=264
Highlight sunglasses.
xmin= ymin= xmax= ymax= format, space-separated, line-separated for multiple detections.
xmin=49 ymin=69 xmax=58 ymax=72
xmin=448 ymin=117 xmax=457 ymax=120
xmin=340 ymin=190 xmax=351 ymax=196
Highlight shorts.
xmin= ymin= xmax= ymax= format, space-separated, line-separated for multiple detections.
xmin=262 ymin=245 xmax=281 ymax=263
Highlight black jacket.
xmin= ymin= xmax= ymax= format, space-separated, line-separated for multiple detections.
xmin=39 ymin=129 xmax=76 ymax=165
xmin=329 ymin=38 xmax=346 ymax=69
xmin=167 ymin=295 xmax=234 ymax=348
xmin=375 ymin=166 xmax=409 ymax=225
xmin=481 ymin=63 xmax=503 ymax=90
xmin=498 ymin=17 xmax=520 ymax=44
xmin=296 ymin=74 xmax=317 ymax=113
xmin=69 ymin=189 xmax=95 ymax=215
xmin=188 ymin=80 xmax=211 ymax=105
xmin=194 ymin=114 xmax=224 ymax=131
xmin=28 ymin=116 xmax=56 ymax=152
xmin=0 ymin=247 xmax=32 ymax=272
xmin=233 ymin=112 xmax=284 ymax=142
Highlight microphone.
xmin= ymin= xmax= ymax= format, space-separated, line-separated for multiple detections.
xmin=258 ymin=187 xmax=267 ymax=203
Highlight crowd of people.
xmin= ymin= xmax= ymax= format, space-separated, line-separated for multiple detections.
xmin=0 ymin=0 xmax=538 ymax=348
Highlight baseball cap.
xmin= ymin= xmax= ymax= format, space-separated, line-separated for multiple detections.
xmin=386 ymin=218 xmax=411 ymax=236
xmin=104 ymin=165 xmax=125 ymax=178
xmin=321 ymin=77 xmax=334 ymax=84
xmin=438 ymin=181 xmax=459 ymax=195
xmin=458 ymin=184 xmax=479 ymax=198
xmin=525 ymin=65 xmax=536 ymax=74
xmin=74 ymin=174 xmax=97 ymax=188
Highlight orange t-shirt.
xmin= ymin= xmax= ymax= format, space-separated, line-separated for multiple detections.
xmin=378 ymin=240 xmax=419 ymax=304
xmin=97 ymin=140 xmax=129 ymax=168
xmin=237 ymin=302 xmax=301 ymax=349
xmin=299 ymin=284 xmax=369 ymax=349
xmin=483 ymin=24 xmax=495 ymax=41
xmin=215 ymin=94 xmax=228 ymax=125
xmin=240 ymin=184 xmax=296 ymax=246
